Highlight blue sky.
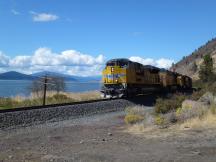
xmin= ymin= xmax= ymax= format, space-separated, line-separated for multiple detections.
xmin=0 ymin=0 xmax=216 ymax=76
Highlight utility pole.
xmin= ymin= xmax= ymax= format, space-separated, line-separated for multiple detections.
xmin=43 ymin=75 xmax=48 ymax=106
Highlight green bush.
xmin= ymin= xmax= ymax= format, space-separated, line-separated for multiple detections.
xmin=154 ymin=115 xmax=165 ymax=125
xmin=189 ymin=90 xmax=205 ymax=101
xmin=193 ymin=77 xmax=216 ymax=96
xmin=155 ymin=94 xmax=186 ymax=114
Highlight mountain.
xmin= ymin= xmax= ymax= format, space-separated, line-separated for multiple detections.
xmin=31 ymin=71 xmax=77 ymax=82
xmin=0 ymin=71 xmax=36 ymax=80
xmin=171 ymin=38 xmax=216 ymax=80
xmin=72 ymin=75 xmax=102 ymax=82
xmin=0 ymin=71 xmax=101 ymax=82
xmin=31 ymin=71 xmax=101 ymax=82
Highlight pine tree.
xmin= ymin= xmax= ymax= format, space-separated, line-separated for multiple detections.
xmin=191 ymin=62 xmax=197 ymax=73
xmin=199 ymin=54 xmax=214 ymax=82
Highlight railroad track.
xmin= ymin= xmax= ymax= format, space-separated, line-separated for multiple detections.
xmin=0 ymin=98 xmax=138 ymax=130
xmin=0 ymin=98 xmax=113 ymax=113
xmin=0 ymin=94 xmax=156 ymax=130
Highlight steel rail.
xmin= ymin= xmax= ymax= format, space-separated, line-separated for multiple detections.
xmin=0 ymin=98 xmax=118 ymax=114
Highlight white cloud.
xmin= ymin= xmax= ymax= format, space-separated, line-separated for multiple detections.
xmin=129 ymin=56 xmax=155 ymax=66
xmin=0 ymin=48 xmax=105 ymax=76
xmin=129 ymin=56 xmax=174 ymax=69
xmin=30 ymin=11 xmax=59 ymax=22
xmin=0 ymin=48 xmax=175 ymax=76
xmin=29 ymin=48 xmax=104 ymax=66
xmin=11 ymin=9 xmax=20 ymax=15
xmin=9 ymin=56 xmax=31 ymax=67
xmin=0 ymin=51 xmax=10 ymax=67
xmin=155 ymin=58 xmax=174 ymax=69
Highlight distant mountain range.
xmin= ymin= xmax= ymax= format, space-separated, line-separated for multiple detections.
xmin=0 ymin=71 xmax=36 ymax=80
xmin=0 ymin=71 xmax=101 ymax=82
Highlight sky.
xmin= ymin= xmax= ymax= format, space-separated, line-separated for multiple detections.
xmin=0 ymin=0 xmax=216 ymax=76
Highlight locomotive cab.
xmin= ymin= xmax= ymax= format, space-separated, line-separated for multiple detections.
xmin=101 ymin=59 xmax=130 ymax=98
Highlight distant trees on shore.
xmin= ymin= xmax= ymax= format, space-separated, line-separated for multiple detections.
xmin=31 ymin=76 xmax=66 ymax=97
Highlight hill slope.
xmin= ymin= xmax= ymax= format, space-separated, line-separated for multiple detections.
xmin=32 ymin=71 xmax=77 ymax=82
xmin=0 ymin=71 xmax=36 ymax=80
xmin=171 ymin=38 xmax=216 ymax=80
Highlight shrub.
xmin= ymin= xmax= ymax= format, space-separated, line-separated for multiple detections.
xmin=46 ymin=94 xmax=74 ymax=105
xmin=124 ymin=114 xmax=144 ymax=124
xmin=124 ymin=106 xmax=147 ymax=124
xmin=176 ymin=107 xmax=182 ymax=117
xmin=190 ymin=90 xmax=205 ymax=101
xmin=210 ymin=104 xmax=216 ymax=114
xmin=164 ymin=112 xmax=177 ymax=123
xmin=125 ymin=106 xmax=147 ymax=116
xmin=52 ymin=94 xmax=70 ymax=100
xmin=154 ymin=115 xmax=165 ymax=125
xmin=176 ymin=100 xmax=208 ymax=122
xmin=154 ymin=94 xmax=186 ymax=114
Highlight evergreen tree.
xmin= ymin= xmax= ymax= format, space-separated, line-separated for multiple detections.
xmin=191 ymin=62 xmax=197 ymax=73
xmin=199 ymin=54 xmax=214 ymax=82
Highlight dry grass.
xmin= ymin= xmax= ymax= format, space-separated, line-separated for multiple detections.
xmin=127 ymin=123 xmax=156 ymax=134
xmin=0 ymin=91 xmax=101 ymax=109
xmin=124 ymin=114 xmax=144 ymax=124
xmin=29 ymin=90 xmax=101 ymax=101
xmin=179 ymin=110 xmax=216 ymax=130
xmin=125 ymin=102 xmax=216 ymax=136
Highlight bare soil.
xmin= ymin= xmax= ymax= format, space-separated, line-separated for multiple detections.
xmin=0 ymin=111 xmax=216 ymax=162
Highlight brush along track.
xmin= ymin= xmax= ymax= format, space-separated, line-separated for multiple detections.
xmin=0 ymin=98 xmax=138 ymax=129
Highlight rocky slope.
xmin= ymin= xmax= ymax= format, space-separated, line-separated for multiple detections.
xmin=171 ymin=38 xmax=216 ymax=80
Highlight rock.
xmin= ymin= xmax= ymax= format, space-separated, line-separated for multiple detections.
xmin=80 ymin=140 xmax=84 ymax=144
xmin=108 ymin=132 xmax=112 ymax=136
xmin=102 ymin=138 xmax=106 ymax=141
xmin=8 ymin=155 xmax=13 ymax=159
xmin=192 ymin=151 xmax=201 ymax=155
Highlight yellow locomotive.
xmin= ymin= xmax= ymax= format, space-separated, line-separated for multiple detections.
xmin=101 ymin=58 xmax=192 ymax=98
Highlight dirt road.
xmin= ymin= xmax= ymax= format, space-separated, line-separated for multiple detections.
xmin=0 ymin=111 xmax=216 ymax=162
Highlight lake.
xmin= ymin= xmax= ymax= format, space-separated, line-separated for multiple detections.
xmin=0 ymin=80 xmax=101 ymax=97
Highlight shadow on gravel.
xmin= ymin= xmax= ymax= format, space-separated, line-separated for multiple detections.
xmin=126 ymin=94 xmax=157 ymax=107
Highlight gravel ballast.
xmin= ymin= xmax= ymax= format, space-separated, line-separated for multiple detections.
xmin=0 ymin=99 xmax=136 ymax=129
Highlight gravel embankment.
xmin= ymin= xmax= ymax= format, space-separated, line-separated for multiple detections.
xmin=0 ymin=99 xmax=136 ymax=129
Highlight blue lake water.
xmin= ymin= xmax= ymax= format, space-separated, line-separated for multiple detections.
xmin=0 ymin=80 xmax=101 ymax=97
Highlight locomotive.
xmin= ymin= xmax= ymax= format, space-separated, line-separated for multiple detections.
xmin=101 ymin=58 xmax=192 ymax=98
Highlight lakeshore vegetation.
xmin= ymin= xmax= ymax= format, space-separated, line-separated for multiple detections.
xmin=0 ymin=91 xmax=101 ymax=110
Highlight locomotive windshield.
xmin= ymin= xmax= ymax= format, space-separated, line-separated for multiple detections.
xmin=117 ymin=61 xmax=128 ymax=68
xmin=106 ymin=59 xmax=129 ymax=68
xmin=106 ymin=62 xmax=116 ymax=66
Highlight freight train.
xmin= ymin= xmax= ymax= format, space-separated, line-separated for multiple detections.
xmin=101 ymin=58 xmax=192 ymax=98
